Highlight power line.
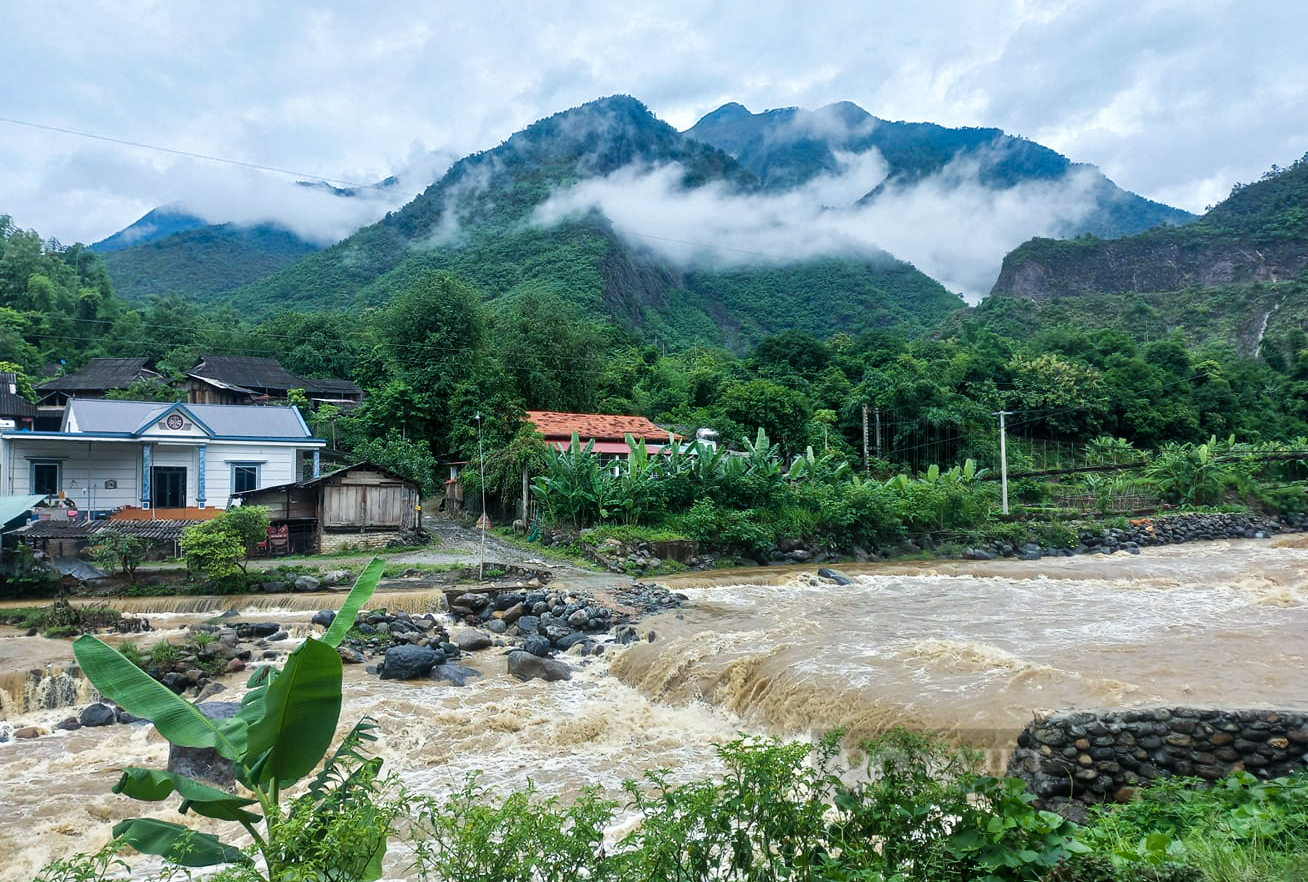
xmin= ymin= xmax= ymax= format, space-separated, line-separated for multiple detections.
xmin=0 ymin=114 xmax=422 ymax=199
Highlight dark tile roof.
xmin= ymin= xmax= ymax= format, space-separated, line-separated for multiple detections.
xmin=0 ymin=373 xmax=38 ymax=419
xmin=300 ymin=377 xmax=363 ymax=397
xmin=189 ymin=355 xmax=304 ymax=391
xmin=37 ymin=358 xmax=163 ymax=392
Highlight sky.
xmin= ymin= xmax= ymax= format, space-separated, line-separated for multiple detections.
xmin=3 ymin=0 xmax=1306 ymax=295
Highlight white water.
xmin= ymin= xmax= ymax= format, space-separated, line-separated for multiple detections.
xmin=2 ymin=536 xmax=1306 ymax=879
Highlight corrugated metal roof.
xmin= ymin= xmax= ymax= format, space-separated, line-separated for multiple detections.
xmin=232 ymin=461 xmax=416 ymax=497
xmin=18 ymin=518 xmax=200 ymax=540
xmin=37 ymin=358 xmax=163 ymax=392
xmin=189 ymin=355 xmax=303 ymax=391
xmin=0 ymin=495 xmax=46 ymax=530
xmin=525 ymin=410 xmax=680 ymax=443
xmin=65 ymin=399 xmax=314 ymax=439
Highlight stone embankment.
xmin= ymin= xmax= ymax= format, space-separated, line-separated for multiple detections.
xmin=1008 ymin=708 xmax=1308 ymax=821
xmin=967 ymin=511 xmax=1305 ymax=561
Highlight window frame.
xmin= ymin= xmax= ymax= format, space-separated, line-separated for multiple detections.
xmin=231 ymin=462 xmax=261 ymax=494
xmin=31 ymin=460 xmax=61 ymax=498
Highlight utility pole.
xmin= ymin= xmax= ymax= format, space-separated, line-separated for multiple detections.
xmin=994 ymin=410 xmax=1011 ymax=515
xmin=862 ymin=403 xmax=870 ymax=474
xmin=874 ymin=406 xmax=882 ymax=459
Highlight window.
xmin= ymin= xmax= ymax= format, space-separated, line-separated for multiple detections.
xmin=32 ymin=461 xmax=60 ymax=497
xmin=232 ymin=464 xmax=260 ymax=494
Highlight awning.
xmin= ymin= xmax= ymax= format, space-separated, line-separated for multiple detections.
xmin=0 ymin=495 xmax=46 ymax=531
xmin=550 ymin=440 xmax=668 ymax=455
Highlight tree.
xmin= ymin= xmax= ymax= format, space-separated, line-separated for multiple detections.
xmin=88 ymin=529 xmax=147 ymax=577
xmin=718 ymin=379 xmax=814 ymax=459
xmin=179 ymin=506 xmax=270 ymax=586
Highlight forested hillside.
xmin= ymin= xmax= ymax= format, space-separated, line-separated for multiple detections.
xmin=98 ymin=222 xmax=323 ymax=301
xmin=686 ymin=101 xmax=1193 ymax=237
xmin=214 ymin=96 xmax=961 ymax=348
xmin=984 ymin=155 xmax=1308 ymax=355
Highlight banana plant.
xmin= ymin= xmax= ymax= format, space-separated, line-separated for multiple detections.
xmin=72 ymin=558 xmax=387 ymax=880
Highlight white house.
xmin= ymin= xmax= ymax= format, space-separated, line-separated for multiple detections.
xmin=0 ymin=399 xmax=326 ymax=515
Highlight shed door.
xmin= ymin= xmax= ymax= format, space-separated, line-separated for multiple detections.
xmin=323 ymin=484 xmax=408 ymax=528
xmin=324 ymin=486 xmax=363 ymax=527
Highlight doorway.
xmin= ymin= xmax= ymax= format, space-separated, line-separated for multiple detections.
xmin=151 ymin=467 xmax=187 ymax=508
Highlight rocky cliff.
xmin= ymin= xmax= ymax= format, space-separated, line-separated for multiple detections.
xmin=990 ymin=236 xmax=1308 ymax=300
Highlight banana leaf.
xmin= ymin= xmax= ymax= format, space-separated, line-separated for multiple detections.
xmin=111 ymin=818 xmax=250 ymax=868
xmin=321 ymin=557 xmax=384 ymax=647
xmin=113 ymin=767 xmax=261 ymax=824
xmin=73 ymin=635 xmax=248 ymax=759
xmin=243 ymin=637 xmax=344 ymax=789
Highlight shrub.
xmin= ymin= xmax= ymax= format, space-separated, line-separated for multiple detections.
xmin=179 ymin=506 xmax=270 ymax=588
xmin=88 ymin=530 xmax=148 ymax=577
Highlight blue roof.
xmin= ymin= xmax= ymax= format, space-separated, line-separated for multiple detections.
xmin=65 ymin=399 xmax=314 ymax=440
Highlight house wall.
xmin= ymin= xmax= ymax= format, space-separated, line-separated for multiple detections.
xmin=0 ymin=436 xmax=311 ymax=511
xmin=1 ymin=438 xmax=140 ymax=510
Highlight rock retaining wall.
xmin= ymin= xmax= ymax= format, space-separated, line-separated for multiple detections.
xmin=1008 ymin=708 xmax=1308 ymax=817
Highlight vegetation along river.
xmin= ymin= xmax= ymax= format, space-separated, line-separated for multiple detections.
xmin=1 ymin=536 xmax=1306 ymax=879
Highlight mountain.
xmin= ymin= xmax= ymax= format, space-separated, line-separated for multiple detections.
xmin=90 ymin=206 xmax=210 ymax=252
xmin=977 ymin=154 xmax=1308 ymax=354
xmin=96 ymin=221 xmax=324 ymax=302
xmin=223 ymin=95 xmax=964 ymax=348
xmin=686 ymin=101 xmax=1193 ymax=239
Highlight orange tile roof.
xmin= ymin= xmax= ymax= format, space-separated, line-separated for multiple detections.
xmin=524 ymin=410 xmax=681 ymax=443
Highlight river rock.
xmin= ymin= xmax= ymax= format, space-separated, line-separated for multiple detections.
xmin=236 ymin=622 xmax=281 ymax=639
xmin=430 ymin=663 xmax=482 ymax=687
xmin=816 ymin=567 xmax=855 ymax=585
xmin=522 ymin=635 xmax=553 ymax=658
xmin=169 ymin=701 xmax=240 ymax=787
xmin=507 ymin=651 xmax=573 ymax=682
xmin=379 ymin=645 xmax=442 ymax=680
xmin=454 ymin=629 xmax=493 ymax=652
xmin=293 ymin=575 xmax=322 ymax=592
xmin=79 ymin=702 xmax=118 ymax=727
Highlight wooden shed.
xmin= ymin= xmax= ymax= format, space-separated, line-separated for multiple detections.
xmin=231 ymin=462 xmax=421 ymax=554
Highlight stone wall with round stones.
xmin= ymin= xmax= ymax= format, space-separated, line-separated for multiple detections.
xmin=1007 ymin=708 xmax=1308 ymax=814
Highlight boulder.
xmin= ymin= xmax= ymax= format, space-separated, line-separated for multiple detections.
xmin=507 ymin=651 xmax=573 ymax=683
xmin=379 ymin=645 xmax=442 ymax=680
xmin=293 ymin=575 xmax=322 ymax=592
xmin=430 ymin=663 xmax=483 ymax=687
xmin=169 ymin=701 xmax=240 ymax=787
xmin=454 ymin=629 xmax=493 ymax=652
xmin=522 ymin=635 xmax=553 ymax=658
xmin=816 ymin=567 xmax=855 ymax=585
xmin=311 ymin=610 xmax=336 ymax=628
xmin=236 ymin=622 xmax=281 ymax=639
xmin=79 ymin=702 xmax=118 ymax=727
xmin=321 ymin=570 xmax=354 ymax=587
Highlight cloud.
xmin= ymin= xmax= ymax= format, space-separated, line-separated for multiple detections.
xmin=3 ymin=0 xmax=1304 ymax=258
xmin=531 ymin=149 xmax=1104 ymax=301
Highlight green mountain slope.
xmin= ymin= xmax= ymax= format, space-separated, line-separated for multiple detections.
xmin=98 ymin=222 xmax=323 ymax=301
xmin=686 ymin=101 xmax=1193 ymax=238
xmin=978 ymin=155 xmax=1308 ymax=354
xmin=224 ymin=96 xmax=963 ymax=347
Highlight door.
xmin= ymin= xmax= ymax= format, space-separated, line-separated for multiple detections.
xmin=152 ymin=467 xmax=187 ymax=508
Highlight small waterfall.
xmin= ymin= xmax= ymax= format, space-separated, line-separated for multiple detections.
xmin=0 ymin=666 xmax=97 ymax=719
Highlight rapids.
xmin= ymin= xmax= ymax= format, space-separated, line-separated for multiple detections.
xmin=2 ymin=536 xmax=1306 ymax=879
